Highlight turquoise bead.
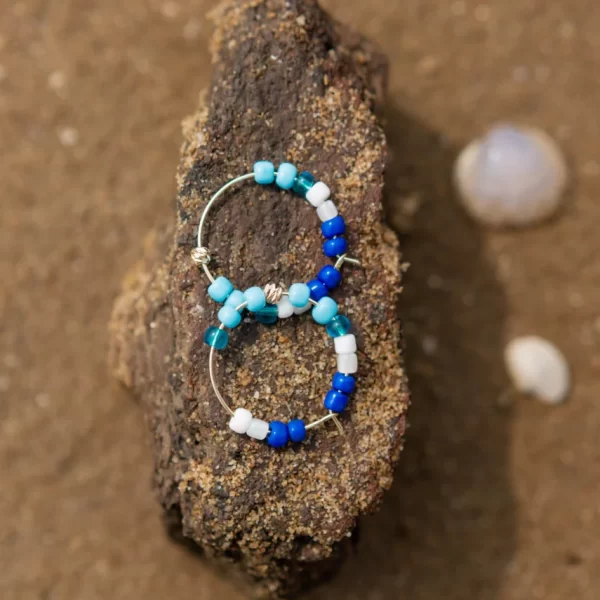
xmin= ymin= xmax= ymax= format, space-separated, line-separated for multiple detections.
xmin=225 ymin=290 xmax=246 ymax=309
xmin=255 ymin=304 xmax=278 ymax=324
xmin=312 ymin=296 xmax=338 ymax=325
xmin=275 ymin=162 xmax=297 ymax=190
xmin=208 ymin=276 xmax=233 ymax=303
xmin=218 ymin=305 xmax=242 ymax=328
xmin=326 ymin=315 xmax=351 ymax=338
xmin=254 ymin=161 xmax=275 ymax=184
xmin=244 ymin=286 xmax=267 ymax=312
xmin=203 ymin=326 xmax=229 ymax=350
xmin=288 ymin=283 xmax=310 ymax=308
xmin=292 ymin=171 xmax=315 ymax=198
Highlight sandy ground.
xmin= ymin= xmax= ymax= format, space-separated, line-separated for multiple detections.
xmin=1 ymin=1 xmax=599 ymax=599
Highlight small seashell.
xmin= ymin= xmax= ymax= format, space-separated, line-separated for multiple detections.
xmin=504 ymin=336 xmax=570 ymax=404
xmin=454 ymin=125 xmax=568 ymax=226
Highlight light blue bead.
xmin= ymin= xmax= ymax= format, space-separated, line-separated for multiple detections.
xmin=288 ymin=283 xmax=310 ymax=308
xmin=276 ymin=162 xmax=297 ymax=190
xmin=208 ymin=276 xmax=233 ymax=303
xmin=244 ymin=286 xmax=267 ymax=312
xmin=326 ymin=315 xmax=351 ymax=338
xmin=312 ymin=296 xmax=338 ymax=325
xmin=218 ymin=305 xmax=242 ymax=328
xmin=254 ymin=161 xmax=275 ymax=184
xmin=225 ymin=290 xmax=246 ymax=309
xmin=203 ymin=326 xmax=229 ymax=350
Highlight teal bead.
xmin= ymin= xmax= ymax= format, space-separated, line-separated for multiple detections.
xmin=288 ymin=283 xmax=310 ymax=308
xmin=255 ymin=304 xmax=278 ymax=324
xmin=218 ymin=305 xmax=242 ymax=328
xmin=312 ymin=296 xmax=338 ymax=325
xmin=292 ymin=171 xmax=315 ymax=198
xmin=244 ymin=286 xmax=267 ymax=312
xmin=203 ymin=326 xmax=229 ymax=350
xmin=326 ymin=315 xmax=351 ymax=338
xmin=254 ymin=161 xmax=275 ymax=184
xmin=208 ymin=276 xmax=233 ymax=303
xmin=276 ymin=163 xmax=297 ymax=190
xmin=225 ymin=290 xmax=246 ymax=310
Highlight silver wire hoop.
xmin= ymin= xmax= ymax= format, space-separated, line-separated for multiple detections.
xmin=209 ymin=292 xmax=344 ymax=435
xmin=192 ymin=172 xmax=360 ymax=284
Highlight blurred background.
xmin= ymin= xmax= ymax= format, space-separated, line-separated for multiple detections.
xmin=1 ymin=0 xmax=599 ymax=598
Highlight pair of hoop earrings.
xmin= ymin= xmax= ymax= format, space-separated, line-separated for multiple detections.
xmin=192 ymin=161 xmax=360 ymax=449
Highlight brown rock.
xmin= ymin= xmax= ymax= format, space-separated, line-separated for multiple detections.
xmin=108 ymin=0 xmax=408 ymax=596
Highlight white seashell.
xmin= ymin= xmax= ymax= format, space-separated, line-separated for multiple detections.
xmin=504 ymin=336 xmax=570 ymax=404
xmin=454 ymin=125 xmax=568 ymax=227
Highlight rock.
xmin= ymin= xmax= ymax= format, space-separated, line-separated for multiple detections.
xmin=108 ymin=0 xmax=408 ymax=597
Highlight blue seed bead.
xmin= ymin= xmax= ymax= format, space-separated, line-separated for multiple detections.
xmin=312 ymin=297 xmax=338 ymax=325
xmin=244 ymin=286 xmax=267 ymax=312
xmin=255 ymin=304 xmax=278 ymax=325
xmin=307 ymin=278 xmax=328 ymax=302
xmin=275 ymin=162 xmax=298 ymax=190
xmin=288 ymin=283 xmax=310 ymax=308
xmin=287 ymin=419 xmax=307 ymax=443
xmin=317 ymin=265 xmax=342 ymax=290
xmin=324 ymin=389 xmax=349 ymax=413
xmin=208 ymin=276 xmax=234 ymax=303
xmin=267 ymin=421 xmax=289 ymax=448
xmin=225 ymin=290 xmax=246 ymax=309
xmin=254 ymin=161 xmax=275 ymax=184
xmin=291 ymin=171 xmax=315 ymax=198
xmin=203 ymin=326 xmax=229 ymax=350
xmin=326 ymin=314 xmax=352 ymax=338
xmin=323 ymin=236 xmax=348 ymax=258
xmin=321 ymin=215 xmax=346 ymax=239
xmin=332 ymin=372 xmax=356 ymax=394
xmin=218 ymin=305 xmax=242 ymax=329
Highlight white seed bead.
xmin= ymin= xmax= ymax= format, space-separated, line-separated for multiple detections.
xmin=337 ymin=352 xmax=358 ymax=374
xmin=334 ymin=333 xmax=357 ymax=354
xmin=306 ymin=181 xmax=331 ymax=207
xmin=277 ymin=297 xmax=295 ymax=318
xmin=293 ymin=302 xmax=311 ymax=315
xmin=246 ymin=418 xmax=270 ymax=440
xmin=316 ymin=200 xmax=338 ymax=222
xmin=229 ymin=408 xmax=253 ymax=434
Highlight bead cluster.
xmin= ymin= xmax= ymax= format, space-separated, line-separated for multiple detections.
xmin=204 ymin=294 xmax=359 ymax=448
xmin=254 ymin=160 xmax=349 ymax=271
xmin=203 ymin=282 xmax=341 ymax=349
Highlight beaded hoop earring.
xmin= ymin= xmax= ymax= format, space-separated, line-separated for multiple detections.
xmin=204 ymin=292 xmax=358 ymax=447
xmin=191 ymin=161 xmax=360 ymax=323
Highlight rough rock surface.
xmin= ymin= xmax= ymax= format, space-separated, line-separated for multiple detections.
xmin=108 ymin=0 xmax=408 ymax=596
